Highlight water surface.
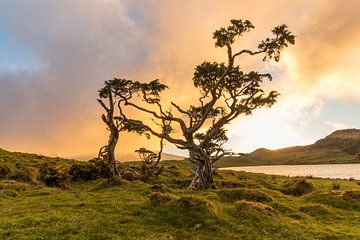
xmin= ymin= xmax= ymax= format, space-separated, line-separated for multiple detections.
xmin=221 ymin=164 xmax=360 ymax=180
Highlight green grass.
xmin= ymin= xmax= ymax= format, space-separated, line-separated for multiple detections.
xmin=1 ymin=150 xmax=360 ymax=239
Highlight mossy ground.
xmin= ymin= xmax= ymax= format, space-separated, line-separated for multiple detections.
xmin=1 ymin=150 xmax=360 ymax=239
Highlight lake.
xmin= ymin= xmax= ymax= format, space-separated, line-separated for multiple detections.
xmin=220 ymin=164 xmax=360 ymax=180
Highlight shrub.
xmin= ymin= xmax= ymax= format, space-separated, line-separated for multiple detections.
xmin=39 ymin=163 xmax=69 ymax=188
xmin=218 ymin=188 xmax=273 ymax=203
xmin=280 ymin=179 xmax=314 ymax=196
xmin=332 ymin=182 xmax=340 ymax=190
xmin=121 ymin=170 xmax=140 ymax=181
xmin=69 ymin=162 xmax=105 ymax=181
xmin=341 ymin=190 xmax=360 ymax=201
xmin=234 ymin=200 xmax=276 ymax=216
xmin=8 ymin=167 xmax=38 ymax=184
xmin=0 ymin=164 xmax=11 ymax=179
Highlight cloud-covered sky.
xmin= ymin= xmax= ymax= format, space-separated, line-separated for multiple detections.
xmin=0 ymin=0 xmax=359 ymax=160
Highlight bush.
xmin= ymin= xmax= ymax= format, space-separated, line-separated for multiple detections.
xmin=69 ymin=161 xmax=105 ymax=181
xmin=121 ymin=170 xmax=140 ymax=181
xmin=0 ymin=164 xmax=11 ymax=179
xmin=218 ymin=188 xmax=273 ymax=203
xmin=332 ymin=182 xmax=340 ymax=190
xmin=280 ymin=179 xmax=314 ymax=196
xmin=39 ymin=163 xmax=69 ymax=188
xmin=8 ymin=167 xmax=38 ymax=184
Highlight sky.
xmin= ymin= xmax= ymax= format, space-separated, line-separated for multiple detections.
xmin=0 ymin=0 xmax=359 ymax=160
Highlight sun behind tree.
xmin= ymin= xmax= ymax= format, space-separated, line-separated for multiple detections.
xmin=99 ymin=19 xmax=295 ymax=189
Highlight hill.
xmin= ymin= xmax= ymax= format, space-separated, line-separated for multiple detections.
xmin=215 ymin=129 xmax=360 ymax=168
xmin=1 ymin=149 xmax=360 ymax=239
xmin=161 ymin=152 xmax=185 ymax=161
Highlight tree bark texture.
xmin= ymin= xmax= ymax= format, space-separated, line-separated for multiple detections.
xmin=188 ymin=147 xmax=215 ymax=189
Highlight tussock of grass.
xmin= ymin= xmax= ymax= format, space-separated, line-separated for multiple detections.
xmin=234 ymin=200 xmax=277 ymax=216
xmin=150 ymin=192 xmax=215 ymax=213
xmin=307 ymin=190 xmax=360 ymax=210
xmin=299 ymin=204 xmax=330 ymax=217
xmin=280 ymin=179 xmax=314 ymax=196
xmin=218 ymin=188 xmax=273 ymax=203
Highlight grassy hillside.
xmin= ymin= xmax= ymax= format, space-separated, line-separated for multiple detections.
xmin=1 ymin=149 xmax=360 ymax=239
xmin=215 ymin=129 xmax=360 ymax=168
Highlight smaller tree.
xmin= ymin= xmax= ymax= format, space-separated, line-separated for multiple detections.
xmin=135 ymin=138 xmax=165 ymax=182
xmin=97 ymin=79 xmax=149 ymax=177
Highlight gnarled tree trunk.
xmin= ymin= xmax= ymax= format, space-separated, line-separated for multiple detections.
xmin=188 ymin=147 xmax=215 ymax=189
xmin=106 ymin=124 xmax=120 ymax=177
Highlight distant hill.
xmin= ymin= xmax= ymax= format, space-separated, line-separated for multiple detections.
xmin=215 ymin=129 xmax=360 ymax=168
xmin=161 ymin=152 xmax=185 ymax=161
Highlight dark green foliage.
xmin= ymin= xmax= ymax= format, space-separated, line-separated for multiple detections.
xmin=121 ymin=169 xmax=140 ymax=181
xmin=38 ymin=163 xmax=69 ymax=188
xmin=69 ymin=159 xmax=108 ymax=181
xmin=218 ymin=188 xmax=273 ymax=203
xmin=333 ymin=182 xmax=341 ymax=190
xmin=193 ymin=61 xmax=227 ymax=92
xmin=258 ymin=24 xmax=295 ymax=62
xmin=8 ymin=167 xmax=38 ymax=184
xmin=280 ymin=179 xmax=314 ymax=196
xmin=213 ymin=19 xmax=254 ymax=47
xmin=0 ymin=164 xmax=11 ymax=179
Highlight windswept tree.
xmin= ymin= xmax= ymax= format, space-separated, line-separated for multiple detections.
xmin=101 ymin=19 xmax=295 ymax=189
xmin=97 ymin=80 xmax=150 ymax=177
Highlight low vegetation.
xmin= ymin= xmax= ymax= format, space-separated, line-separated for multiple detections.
xmin=1 ymin=149 xmax=360 ymax=239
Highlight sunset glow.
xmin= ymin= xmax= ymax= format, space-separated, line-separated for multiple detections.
xmin=0 ymin=0 xmax=359 ymax=160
